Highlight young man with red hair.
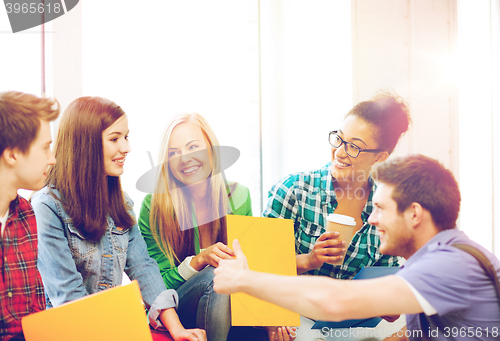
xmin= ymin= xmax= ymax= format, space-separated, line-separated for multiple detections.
xmin=0 ymin=91 xmax=59 ymax=340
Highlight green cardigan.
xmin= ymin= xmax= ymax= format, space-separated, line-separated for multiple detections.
xmin=138 ymin=182 xmax=252 ymax=290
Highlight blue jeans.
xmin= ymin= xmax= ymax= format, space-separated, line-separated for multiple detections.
xmin=176 ymin=266 xmax=230 ymax=341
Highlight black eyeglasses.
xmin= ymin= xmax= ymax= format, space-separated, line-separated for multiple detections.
xmin=328 ymin=131 xmax=384 ymax=158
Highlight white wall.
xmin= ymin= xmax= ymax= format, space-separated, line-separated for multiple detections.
xmin=51 ymin=1 xmax=82 ymax=117
xmin=492 ymin=0 xmax=500 ymax=256
xmin=352 ymin=0 xmax=458 ymax=171
xmin=0 ymin=11 xmax=42 ymax=96
xmin=260 ymin=1 xmax=352 ymax=210
xmin=352 ymin=0 xmax=499 ymax=253
xmin=457 ymin=0 xmax=497 ymax=252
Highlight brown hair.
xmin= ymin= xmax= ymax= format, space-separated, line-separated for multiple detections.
xmin=345 ymin=91 xmax=411 ymax=154
xmin=150 ymin=113 xmax=228 ymax=265
xmin=372 ymin=154 xmax=461 ymax=231
xmin=0 ymin=91 xmax=59 ymax=155
xmin=46 ymin=96 xmax=134 ymax=241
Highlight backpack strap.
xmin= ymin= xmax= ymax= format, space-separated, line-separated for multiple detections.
xmin=419 ymin=313 xmax=452 ymax=341
xmin=452 ymin=243 xmax=500 ymax=301
xmin=418 ymin=243 xmax=500 ymax=341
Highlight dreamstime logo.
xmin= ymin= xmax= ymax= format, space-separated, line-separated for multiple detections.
xmin=4 ymin=0 xmax=79 ymax=33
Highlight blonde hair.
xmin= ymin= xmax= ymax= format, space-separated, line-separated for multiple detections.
xmin=150 ymin=113 xmax=228 ymax=265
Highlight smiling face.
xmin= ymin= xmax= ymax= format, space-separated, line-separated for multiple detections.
xmin=330 ymin=115 xmax=388 ymax=183
xmin=368 ymin=182 xmax=416 ymax=258
xmin=167 ymin=122 xmax=213 ymax=186
xmin=15 ymin=119 xmax=56 ymax=190
xmin=102 ymin=115 xmax=130 ymax=177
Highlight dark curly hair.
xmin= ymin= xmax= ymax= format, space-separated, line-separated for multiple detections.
xmin=345 ymin=91 xmax=411 ymax=154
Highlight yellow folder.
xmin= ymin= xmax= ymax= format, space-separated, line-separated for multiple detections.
xmin=22 ymin=280 xmax=154 ymax=341
xmin=226 ymin=215 xmax=300 ymax=326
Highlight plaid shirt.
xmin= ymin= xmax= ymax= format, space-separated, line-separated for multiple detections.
xmin=263 ymin=162 xmax=400 ymax=280
xmin=1 ymin=196 xmax=45 ymax=340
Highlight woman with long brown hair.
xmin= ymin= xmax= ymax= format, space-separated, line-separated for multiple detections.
xmin=32 ymin=97 xmax=206 ymax=341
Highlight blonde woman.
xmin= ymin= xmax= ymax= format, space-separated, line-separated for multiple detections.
xmin=139 ymin=113 xmax=252 ymax=341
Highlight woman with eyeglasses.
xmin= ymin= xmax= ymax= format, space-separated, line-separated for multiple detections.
xmin=263 ymin=92 xmax=411 ymax=340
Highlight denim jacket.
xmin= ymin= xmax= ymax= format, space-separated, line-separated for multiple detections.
xmin=31 ymin=186 xmax=178 ymax=328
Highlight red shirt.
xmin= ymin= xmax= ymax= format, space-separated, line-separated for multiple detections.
xmin=0 ymin=196 xmax=46 ymax=340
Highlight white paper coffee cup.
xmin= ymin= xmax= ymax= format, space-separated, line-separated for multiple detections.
xmin=325 ymin=213 xmax=356 ymax=265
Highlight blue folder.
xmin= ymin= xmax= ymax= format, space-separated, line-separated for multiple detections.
xmin=311 ymin=266 xmax=401 ymax=329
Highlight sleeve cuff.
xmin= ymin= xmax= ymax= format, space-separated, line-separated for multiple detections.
xmin=148 ymin=289 xmax=179 ymax=329
xmin=397 ymin=276 xmax=437 ymax=316
xmin=178 ymin=256 xmax=199 ymax=281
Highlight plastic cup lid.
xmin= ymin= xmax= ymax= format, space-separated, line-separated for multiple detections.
xmin=326 ymin=213 xmax=356 ymax=226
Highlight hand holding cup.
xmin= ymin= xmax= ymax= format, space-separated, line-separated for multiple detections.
xmin=324 ymin=213 xmax=356 ymax=265
xmin=307 ymin=231 xmax=346 ymax=269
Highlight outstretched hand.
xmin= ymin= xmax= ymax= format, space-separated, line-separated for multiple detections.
xmin=214 ymin=242 xmax=298 ymax=341
xmin=213 ymin=239 xmax=249 ymax=295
